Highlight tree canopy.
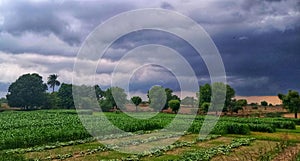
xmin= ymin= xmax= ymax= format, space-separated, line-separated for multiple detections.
xmin=7 ymin=73 xmax=47 ymax=109
xmin=148 ymin=86 xmax=167 ymax=111
xmin=57 ymin=83 xmax=74 ymax=109
xmin=131 ymin=96 xmax=142 ymax=112
xmin=168 ymin=99 xmax=180 ymax=113
xmin=278 ymin=90 xmax=300 ymax=118
xmin=47 ymin=74 xmax=60 ymax=93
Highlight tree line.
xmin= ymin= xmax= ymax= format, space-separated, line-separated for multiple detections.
xmin=3 ymin=73 xmax=300 ymax=118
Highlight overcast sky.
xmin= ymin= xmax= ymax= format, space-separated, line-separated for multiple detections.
xmin=0 ymin=0 xmax=299 ymax=98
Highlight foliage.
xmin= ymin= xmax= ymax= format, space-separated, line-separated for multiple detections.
xmin=211 ymin=82 xmax=227 ymax=113
xmin=99 ymin=99 xmax=113 ymax=112
xmin=200 ymin=102 xmax=210 ymax=114
xmin=43 ymin=92 xmax=60 ymax=109
xmin=94 ymin=85 xmax=104 ymax=100
xmin=6 ymin=73 xmax=47 ymax=109
xmin=198 ymin=83 xmax=211 ymax=107
xmin=197 ymin=83 xmax=235 ymax=114
xmin=0 ymin=97 xmax=7 ymax=104
xmin=57 ymin=83 xmax=74 ymax=109
xmin=47 ymin=74 xmax=60 ymax=93
xmin=230 ymin=99 xmax=247 ymax=113
xmin=0 ymin=152 xmax=30 ymax=161
xmin=168 ymin=99 xmax=180 ymax=113
xmin=131 ymin=96 xmax=142 ymax=111
xmin=179 ymin=137 xmax=255 ymax=161
xmin=278 ymin=90 xmax=300 ymax=118
xmin=104 ymin=87 xmax=127 ymax=109
xmin=148 ymin=86 xmax=167 ymax=111
xmin=261 ymin=100 xmax=268 ymax=106
xmin=223 ymin=84 xmax=236 ymax=113
xmin=0 ymin=110 xmax=297 ymax=151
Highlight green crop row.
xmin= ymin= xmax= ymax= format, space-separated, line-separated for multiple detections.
xmin=178 ymin=137 xmax=256 ymax=161
xmin=0 ymin=110 xmax=296 ymax=151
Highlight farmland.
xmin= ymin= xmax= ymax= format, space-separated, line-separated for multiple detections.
xmin=1 ymin=110 xmax=300 ymax=161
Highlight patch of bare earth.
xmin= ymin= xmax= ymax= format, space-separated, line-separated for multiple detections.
xmin=211 ymin=140 xmax=278 ymax=161
xmin=272 ymin=144 xmax=300 ymax=161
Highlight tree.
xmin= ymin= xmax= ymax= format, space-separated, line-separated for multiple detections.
xmin=198 ymin=84 xmax=211 ymax=107
xmin=231 ymin=99 xmax=247 ymax=113
xmin=148 ymin=86 xmax=166 ymax=111
xmin=168 ymin=99 xmax=180 ymax=113
xmin=261 ymin=101 xmax=268 ymax=106
xmin=164 ymin=88 xmax=180 ymax=109
xmin=225 ymin=84 xmax=236 ymax=114
xmin=201 ymin=102 xmax=210 ymax=114
xmin=47 ymin=74 xmax=60 ymax=93
xmin=94 ymin=85 xmax=104 ymax=100
xmin=102 ymin=87 xmax=127 ymax=110
xmin=43 ymin=92 xmax=60 ymax=109
xmin=211 ymin=82 xmax=227 ymax=115
xmin=7 ymin=73 xmax=47 ymax=109
xmin=57 ymin=83 xmax=74 ymax=109
xmin=131 ymin=96 xmax=142 ymax=112
xmin=278 ymin=90 xmax=300 ymax=118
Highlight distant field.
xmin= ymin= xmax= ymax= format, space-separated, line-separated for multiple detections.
xmin=1 ymin=110 xmax=300 ymax=161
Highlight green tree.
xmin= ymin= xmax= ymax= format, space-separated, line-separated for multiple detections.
xmin=0 ymin=97 xmax=7 ymax=104
xmin=211 ymin=82 xmax=227 ymax=115
xmin=131 ymin=96 xmax=142 ymax=112
xmin=201 ymin=102 xmax=210 ymax=114
xmin=198 ymin=84 xmax=211 ymax=107
xmin=278 ymin=90 xmax=300 ymax=118
xmin=94 ymin=85 xmax=104 ymax=100
xmin=231 ymin=99 xmax=247 ymax=113
xmin=57 ymin=83 xmax=74 ymax=109
xmin=103 ymin=87 xmax=127 ymax=110
xmin=261 ymin=101 xmax=268 ymax=106
xmin=148 ymin=86 xmax=166 ymax=111
xmin=43 ymin=92 xmax=60 ymax=109
xmin=168 ymin=99 xmax=180 ymax=113
xmin=225 ymin=84 xmax=236 ymax=114
xmin=6 ymin=73 xmax=47 ymax=110
xmin=47 ymin=74 xmax=60 ymax=93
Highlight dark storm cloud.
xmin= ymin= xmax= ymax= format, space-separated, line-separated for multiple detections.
xmin=0 ymin=0 xmax=299 ymax=97
xmin=0 ymin=1 xmax=135 ymax=48
xmin=213 ymin=26 xmax=300 ymax=96
xmin=101 ymin=29 xmax=209 ymax=77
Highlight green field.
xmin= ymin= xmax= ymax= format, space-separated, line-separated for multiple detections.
xmin=1 ymin=110 xmax=300 ymax=161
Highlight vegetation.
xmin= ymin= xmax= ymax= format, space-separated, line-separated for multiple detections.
xmin=278 ymin=90 xmax=300 ymax=118
xmin=131 ymin=96 xmax=142 ymax=112
xmin=47 ymin=74 xmax=60 ymax=93
xmin=1 ymin=73 xmax=300 ymax=160
xmin=261 ymin=100 xmax=268 ymax=106
xmin=6 ymin=73 xmax=47 ymax=110
xmin=168 ymin=99 xmax=180 ymax=113
xmin=148 ymin=86 xmax=166 ymax=111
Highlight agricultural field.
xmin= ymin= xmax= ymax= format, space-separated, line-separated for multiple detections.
xmin=1 ymin=110 xmax=300 ymax=161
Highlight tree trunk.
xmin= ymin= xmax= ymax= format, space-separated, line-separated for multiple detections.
xmin=136 ymin=105 xmax=138 ymax=112
xmin=295 ymin=112 xmax=298 ymax=119
xmin=52 ymin=86 xmax=55 ymax=93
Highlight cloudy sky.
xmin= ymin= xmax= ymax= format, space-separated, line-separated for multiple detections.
xmin=0 ymin=0 xmax=299 ymax=98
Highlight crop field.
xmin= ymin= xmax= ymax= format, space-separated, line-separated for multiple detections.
xmin=1 ymin=110 xmax=300 ymax=161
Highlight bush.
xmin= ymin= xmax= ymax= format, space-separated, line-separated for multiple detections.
xmin=248 ymin=123 xmax=275 ymax=133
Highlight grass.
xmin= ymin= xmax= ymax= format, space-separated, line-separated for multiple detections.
xmin=277 ymin=125 xmax=300 ymax=133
